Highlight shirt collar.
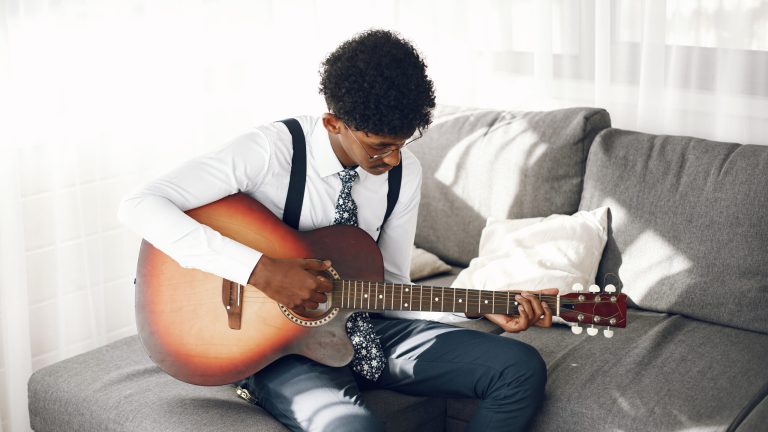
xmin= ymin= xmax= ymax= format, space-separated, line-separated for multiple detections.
xmin=310 ymin=117 xmax=370 ymax=180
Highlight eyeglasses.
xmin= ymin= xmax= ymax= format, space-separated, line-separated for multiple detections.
xmin=344 ymin=124 xmax=422 ymax=162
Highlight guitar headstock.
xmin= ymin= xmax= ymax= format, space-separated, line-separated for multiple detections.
xmin=559 ymin=284 xmax=627 ymax=338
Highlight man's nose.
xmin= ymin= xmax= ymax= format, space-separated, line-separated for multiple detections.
xmin=382 ymin=149 xmax=401 ymax=166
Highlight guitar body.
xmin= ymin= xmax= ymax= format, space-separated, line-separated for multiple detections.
xmin=135 ymin=193 xmax=384 ymax=386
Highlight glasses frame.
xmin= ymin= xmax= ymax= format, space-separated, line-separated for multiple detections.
xmin=344 ymin=124 xmax=422 ymax=162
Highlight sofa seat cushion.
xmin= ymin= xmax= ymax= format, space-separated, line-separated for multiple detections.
xmin=447 ymin=309 xmax=768 ymax=432
xmin=28 ymin=335 xmax=445 ymax=432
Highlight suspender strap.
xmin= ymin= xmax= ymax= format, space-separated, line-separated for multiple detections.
xmin=278 ymin=117 xmax=402 ymax=234
xmin=278 ymin=118 xmax=306 ymax=230
xmin=381 ymin=162 xmax=402 ymax=236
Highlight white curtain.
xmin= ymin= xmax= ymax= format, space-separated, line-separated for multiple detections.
xmin=1 ymin=1 xmax=766 ymax=430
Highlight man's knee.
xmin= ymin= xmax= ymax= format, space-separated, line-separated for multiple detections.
xmin=493 ymin=342 xmax=547 ymax=402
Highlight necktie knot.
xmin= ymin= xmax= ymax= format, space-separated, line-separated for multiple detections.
xmin=338 ymin=168 xmax=358 ymax=186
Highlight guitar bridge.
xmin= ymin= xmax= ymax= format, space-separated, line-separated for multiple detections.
xmin=222 ymin=279 xmax=243 ymax=330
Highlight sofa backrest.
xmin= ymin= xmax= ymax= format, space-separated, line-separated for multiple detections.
xmin=411 ymin=105 xmax=611 ymax=266
xmin=579 ymin=128 xmax=768 ymax=334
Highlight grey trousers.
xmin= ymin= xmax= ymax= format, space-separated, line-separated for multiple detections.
xmin=237 ymin=318 xmax=547 ymax=432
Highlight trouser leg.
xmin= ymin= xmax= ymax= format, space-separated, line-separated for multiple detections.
xmin=240 ymin=354 xmax=383 ymax=432
xmin=370 ymin=318 xmax=547 ymax=432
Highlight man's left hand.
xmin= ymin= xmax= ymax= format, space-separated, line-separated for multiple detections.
xmin=485 ymin=288 xmax=559 ymax=333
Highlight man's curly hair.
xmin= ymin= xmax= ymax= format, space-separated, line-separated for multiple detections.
xmin=319 ymin=29 xmax=436 ymax=138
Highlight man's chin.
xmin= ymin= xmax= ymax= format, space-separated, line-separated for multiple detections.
xmin=364 ymin=165 xmax=392 ymax=175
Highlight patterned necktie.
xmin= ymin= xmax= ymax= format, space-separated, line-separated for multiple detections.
xmin=334 ymin=168 xmax=386 ymax=381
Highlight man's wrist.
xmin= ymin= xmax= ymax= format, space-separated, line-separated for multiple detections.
xmin=248 ymin=255 xmax=271 ymax=287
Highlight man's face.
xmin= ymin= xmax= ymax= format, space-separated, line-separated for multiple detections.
xmin=342 ymin=126 xmax=406 ymax=175
xmin=323 ymin=113 xmax=416 ymax=175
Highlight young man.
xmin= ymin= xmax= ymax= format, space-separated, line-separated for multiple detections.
xmin=119 ymin=29 xmax=554 ymax=432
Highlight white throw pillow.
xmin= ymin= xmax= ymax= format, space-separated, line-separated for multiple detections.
xmin=410 ymin=246 xmax=452 ymax=281
xmin=449 ymin=206 xmax=609 ymax=324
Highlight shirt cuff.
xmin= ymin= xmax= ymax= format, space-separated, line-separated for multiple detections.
xmin=216 ymin=237 xmax=263 ymax=286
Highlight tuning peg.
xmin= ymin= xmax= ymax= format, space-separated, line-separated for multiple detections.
xmin=588 ymin=284 xmax=600 ymax=293
xmin=603 ymin=327 xmax=614 ymax=338
xmin=605 ymin=284 xmax=616 ymax=293
xmin=587 ymin=325 xmax=598 ymax=336
xmin=572 ymin=283 xmax=584 ymax=292
xmin=571 ymin=324 xmax=583 ymax=335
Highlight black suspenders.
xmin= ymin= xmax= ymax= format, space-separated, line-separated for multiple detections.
xmin=277 ymin=118 xmax=401 ymax=240
xmin=279 ymin=118 xmax=307 ymax=231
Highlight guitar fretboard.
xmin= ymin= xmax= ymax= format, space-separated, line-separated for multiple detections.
xmin=331 ymin=280 xmax=556 ymax=316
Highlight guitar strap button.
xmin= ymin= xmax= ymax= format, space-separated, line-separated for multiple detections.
xmin=235 ymin=386 xmax=257 ymax=404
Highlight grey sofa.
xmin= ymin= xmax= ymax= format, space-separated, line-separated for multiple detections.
xmin=28 ymin=106 xmax=768 ymax=431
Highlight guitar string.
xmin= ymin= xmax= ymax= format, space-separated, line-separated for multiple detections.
xmin=241 ymin=292 xmax=609 ymax=304
xmin=243 ymin=283 xmax=617 ymax=303
xmin=242 ymin=293 xmax=602 ymax=305
xmin=238 ymin=297 xmax=624 ymax=319
xmin=236 ymin=299 xmax=624 ymax=325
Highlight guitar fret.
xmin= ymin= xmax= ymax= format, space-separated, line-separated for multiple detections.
xmin=367 ymin=281 xmax=371 ymax=310
xmin=507 ymin=291 xmax=510 ymax=315
xmin=409 ymin=285 xmax=412 ymax=311
xmin=492 ymin=290 xmax=495 ymax=313
xmin=464 ymin=288 xmax=468 ymax=314
xmin=419 ymin=285 xmax=423 ymax=311
xmin=430 ymin=286 xmax=433 ymax=312
xmin=375 ymin=282 xmax=378 ymax=310
xmin=442 ymin=286 xmax=445 ymax=313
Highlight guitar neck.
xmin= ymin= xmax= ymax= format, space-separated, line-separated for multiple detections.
xmin=331 ymin=280 xmax=559 ymax=316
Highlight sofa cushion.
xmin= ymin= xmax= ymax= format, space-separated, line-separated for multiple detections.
xmin=446 ymin=309 xmax=768 ymax=432
xmin=411 ymin=105 xmax=611 ymax=266
xmin=28 ymin=335 xmax=445 ymax=432
xmin=579 ymin=128 xmax=768 ymax=334
xmin=452 ymin=207 xmax=609 ymax=295
xmin=410 ymin=246 xmax=452 ymax=281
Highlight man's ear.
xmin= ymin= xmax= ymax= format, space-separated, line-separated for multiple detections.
xmin=322 ymin=113 xmax=343 ymax=135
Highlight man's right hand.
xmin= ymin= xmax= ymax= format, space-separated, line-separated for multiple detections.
xmin=248 ymin=256 xmax=333 ymax=312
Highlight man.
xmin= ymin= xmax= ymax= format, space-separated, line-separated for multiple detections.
xmin=119 ymin=29 xmax=555 ymax=432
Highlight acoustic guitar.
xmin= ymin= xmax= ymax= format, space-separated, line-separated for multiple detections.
xmin=135 ymin=193 xmax=627 ymax=386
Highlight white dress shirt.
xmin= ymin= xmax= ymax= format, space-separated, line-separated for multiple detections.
xmin=118 ymin=115 xmax=421 ymax=293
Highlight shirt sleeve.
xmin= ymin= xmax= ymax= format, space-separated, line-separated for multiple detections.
xmin=117 ymin=130 xmax=270 ymax=286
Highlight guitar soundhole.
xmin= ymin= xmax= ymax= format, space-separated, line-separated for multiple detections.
xmin=278 ymin=266 xmax=341 ymax=327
